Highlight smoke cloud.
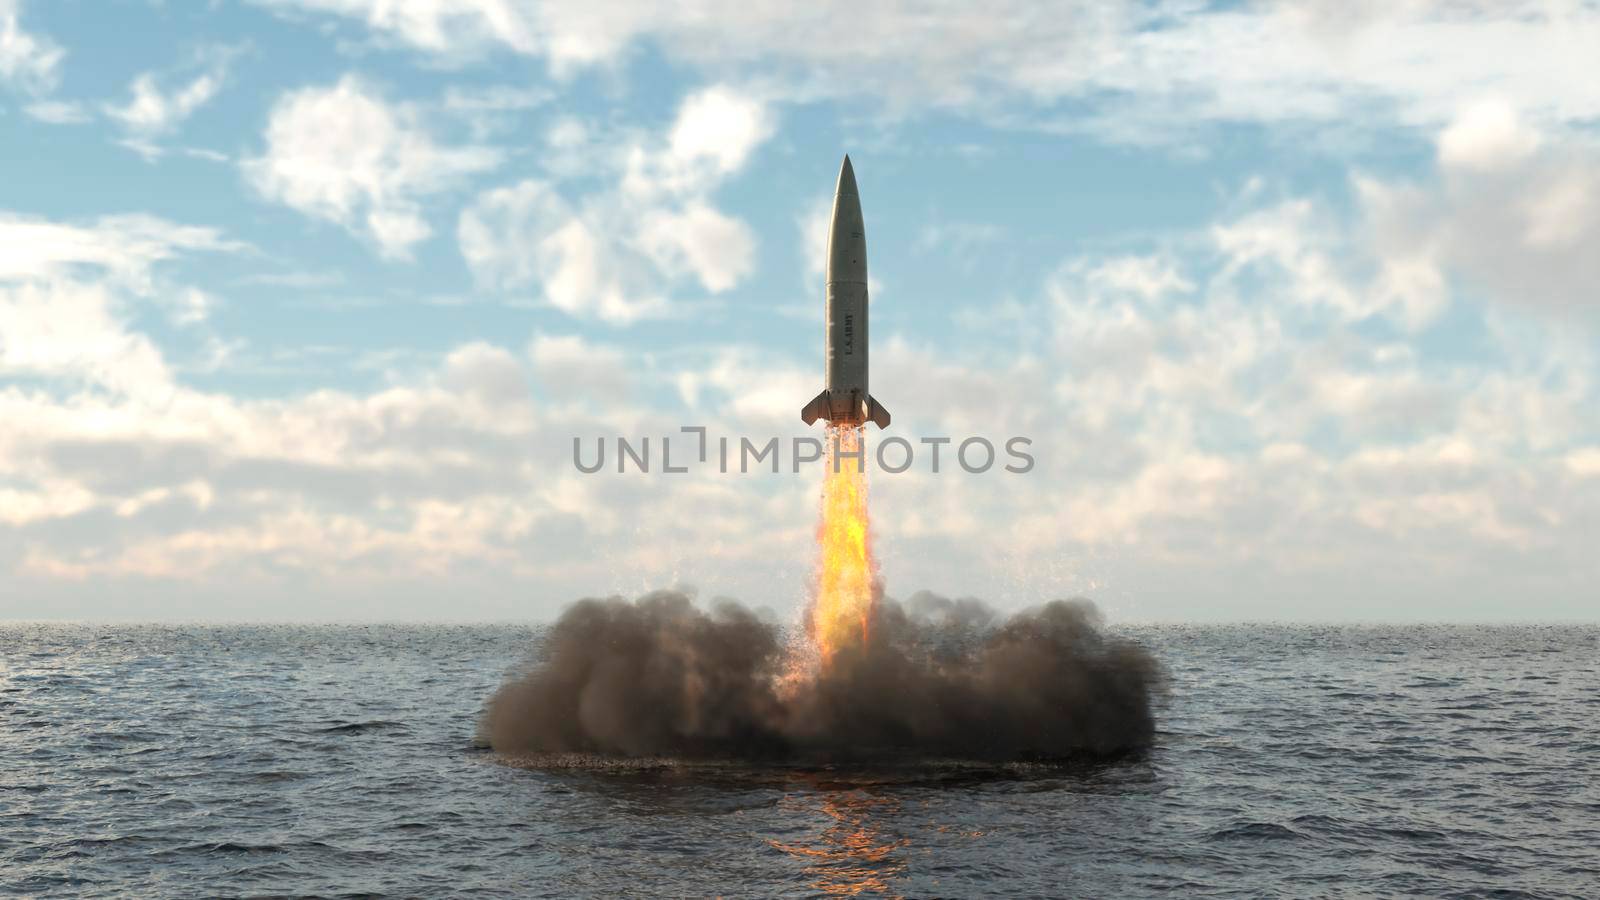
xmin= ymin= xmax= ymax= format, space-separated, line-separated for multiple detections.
xmin=483 ymin=590 xmax=1159 ymax=763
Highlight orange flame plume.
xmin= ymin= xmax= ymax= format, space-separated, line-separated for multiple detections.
xmin=809 ymin=424 xmax=878 ymax=667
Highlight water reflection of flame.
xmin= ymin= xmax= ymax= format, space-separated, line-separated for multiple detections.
xmin=768 ymin=789 xmax=908 ymax=897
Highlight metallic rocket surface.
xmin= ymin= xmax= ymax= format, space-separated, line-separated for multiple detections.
xmin=801 ymin=155 xmax=891 ymax=429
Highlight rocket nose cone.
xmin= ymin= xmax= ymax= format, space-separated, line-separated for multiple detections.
xmin=836 ymin=154 xmax=858 ymax=197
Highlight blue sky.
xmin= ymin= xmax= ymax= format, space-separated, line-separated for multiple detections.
xmin=2 ymin=0 xmax=1598 ymax=621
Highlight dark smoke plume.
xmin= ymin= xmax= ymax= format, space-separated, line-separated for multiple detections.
xmin=483 ymin=590 xmax=1159 ymax=762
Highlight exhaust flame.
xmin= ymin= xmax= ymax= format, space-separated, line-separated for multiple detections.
xmin=810 ymin=424 xmax=877 ymax=667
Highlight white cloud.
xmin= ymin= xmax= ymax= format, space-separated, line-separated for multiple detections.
xmin=0 ymin=0 xmax=61 ymax=93
xmin=915 ymin=221 xmax=1004 ymax=257
xmin=0 ymin=292 xmax=772 ymax=615
xmin=459 ymin=179 xmax=666 ymax=323
xmin=245 ymin=75 xmax=500 ymax=259
xmin=109 ymin=75 xmax=216 ymax=134
xmin=0 ymin=213 xmax=238 ymax=399
xmin=5 ymin=190 xmax=1600 ymax=619
xmin=440 ymin=84 xmax=548 ymax=113
xmin=169 ymin=287 xmax=216 ymax=328
xmin=105 ymin=51 xmax=233 ymax=140
xmin=0 ymin=280 xmax=174 ymax=397
xmin=460 ymin=84 xmax=767 ymax=321
xmin=457 ymin=179 xmax=564 ymax=293
xmin=674 ymin=346 xmax=814 ymax=426
xmin=1084 ymin=254 xmax=1193 ymax=303
xmin=0 ymin=213 xmax=237 ymax=290
xmin=1437 ymin=97 xmax=1540 ymax=172
xmin=7 ymin=64 xmax=1600 ymax=622
xmin=862 ymin=199 xmax=1599 ymax=616
xmin=671 ymin=87 xmax=768 ymax=165
xmin=441 ymin=341 xmax=533 ymax=409
xmin=439 ymin=83 xmax=550 ymax=139
xmin=529 ymin=333 xmax=631 ymax=405
xmin=1360 ymin=102 xmax=1600 ymax=316
xmin=1567 ymin=448 xmax=1600 ymax=478
xmin=251 ymin=1 xmax=1600 ymax=142
xmin=253 ymin=0 xmax=543 ymax=58
xmin=637 ymin=203 xmax=755 ymax=293
xmin=23 ymin=98 xmax=87 ymax=123
xmin=0 ymin=230 xmax=814 ymax=611
xmin=1214 ymin=197 xmax=1448 ymax=331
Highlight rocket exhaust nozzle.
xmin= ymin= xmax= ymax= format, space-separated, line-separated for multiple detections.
xmin=801 ymin=389 xmax=890 ymax=429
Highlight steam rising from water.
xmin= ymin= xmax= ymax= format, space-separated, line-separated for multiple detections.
xmin=483 ymin=590 xmax=1159 ymax=762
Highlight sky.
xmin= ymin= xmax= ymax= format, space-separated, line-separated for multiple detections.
xmin=2 ymin=0 xmax=1598 ymax=622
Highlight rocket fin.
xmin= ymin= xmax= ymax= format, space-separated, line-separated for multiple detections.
xmin=865 ymin=395 xmax=890 ymax=429
xmin=801 ymin=389 xmax=831 ymax=425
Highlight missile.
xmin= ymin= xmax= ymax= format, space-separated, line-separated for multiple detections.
xmin=801 ymin=155 xmax=891 ymax=429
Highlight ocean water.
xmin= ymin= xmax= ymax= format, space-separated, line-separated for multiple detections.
xmin=2 ymin=623 xmax=1597 ymax=898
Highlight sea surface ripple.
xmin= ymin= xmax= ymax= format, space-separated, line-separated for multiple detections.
xmin=2 ymin=623 xmax=1597 ymax=898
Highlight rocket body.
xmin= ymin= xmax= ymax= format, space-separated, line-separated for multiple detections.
xmin=801 ymin=156 xmax=890 ymax=429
